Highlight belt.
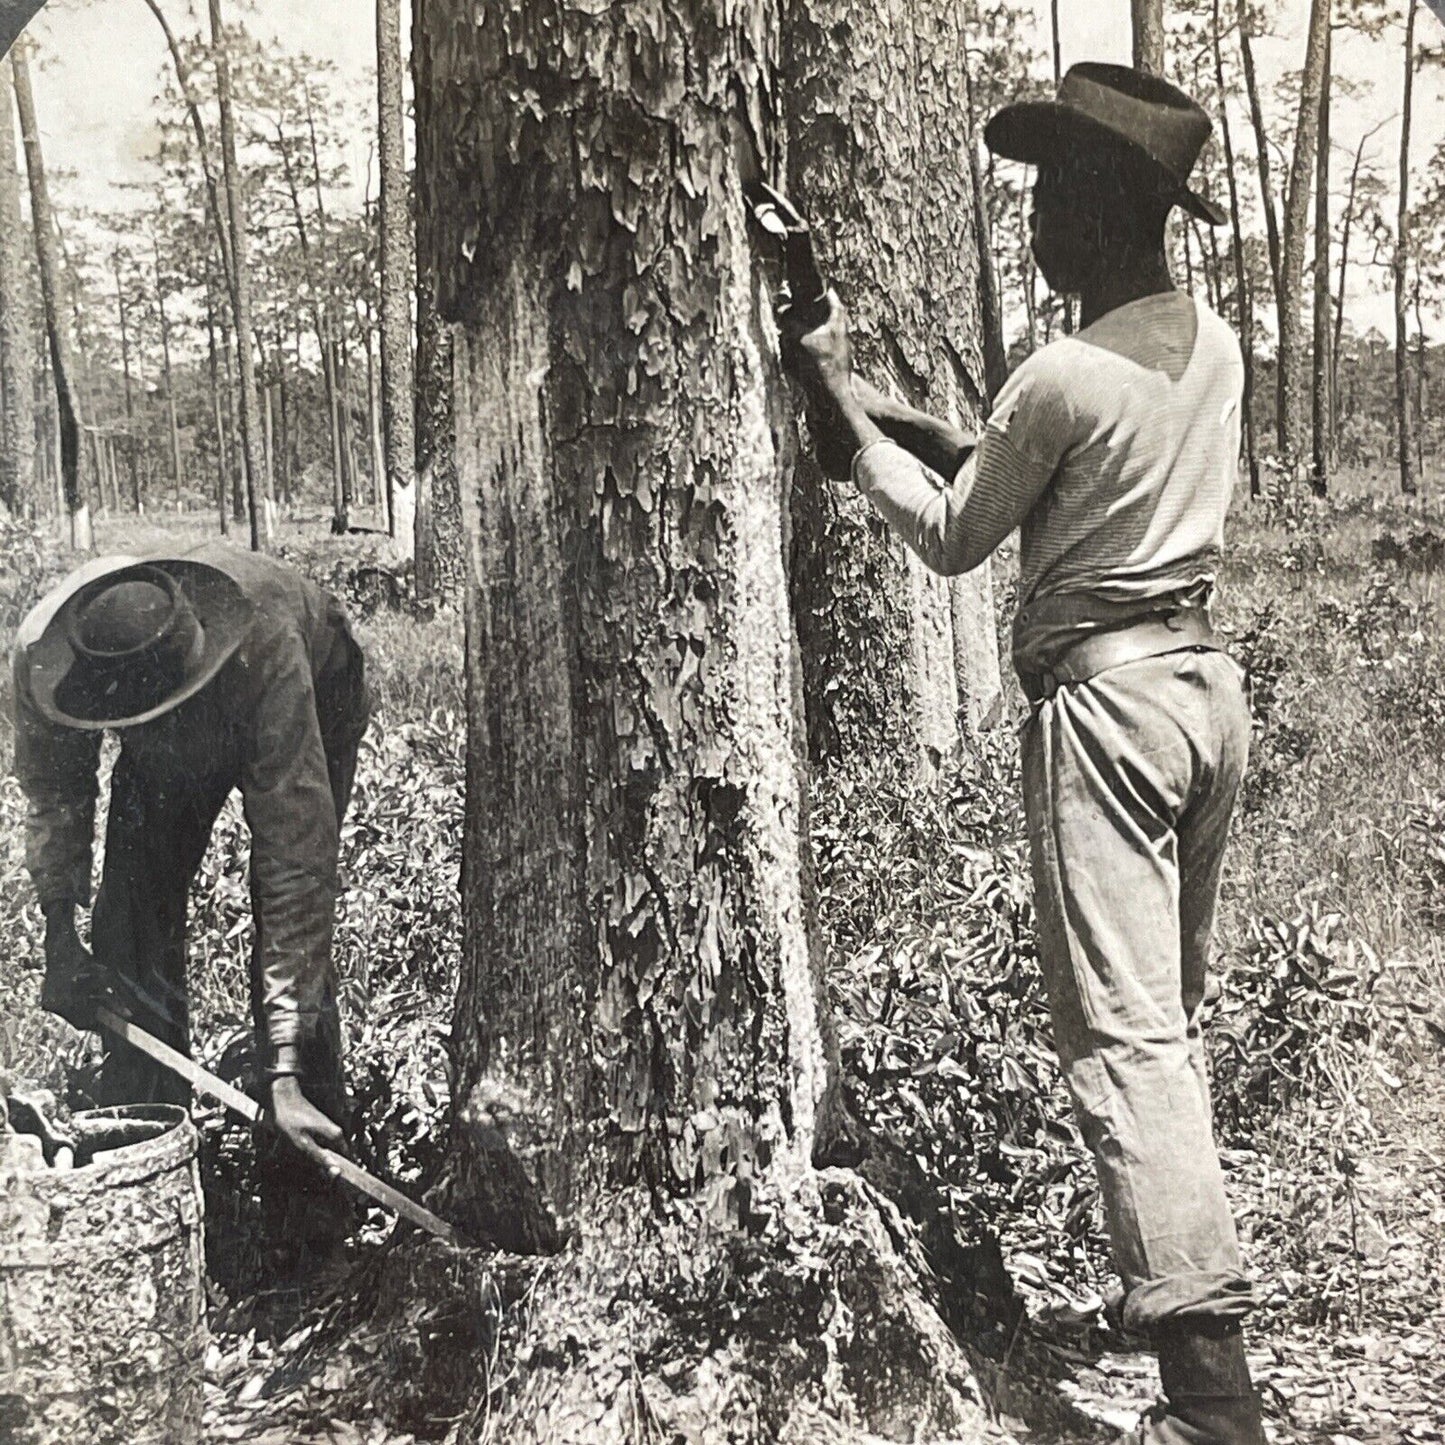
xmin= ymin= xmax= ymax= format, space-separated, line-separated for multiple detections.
xmin=1017 ymin=608 xmax=1222 ymax=705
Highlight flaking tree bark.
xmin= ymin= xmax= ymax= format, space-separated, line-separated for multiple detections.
xmin=0 ymin=55 xmax=34 ymax=516
xmin=376 ymin=0 xmax=416 ymax=558
xmin=415 ymin=2 xmax=1012 ymax=1438
xmin=783 ymin=0 xmax=1003 ymax=777
xmin=13 ymin=39 xmax=89 ymax=549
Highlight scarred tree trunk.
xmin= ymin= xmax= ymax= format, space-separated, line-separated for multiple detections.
xmin=377 ymin=0 xmax=416 ymax=558
xmin=13 ymin=39 xmax=89 ymax=549
xmin=415 ymin=3 xmax=1008 ymax=1439
xmin=1275 ymin=0 xmax=1330 ymax=482
xmin=784 ymin=0 xmax=1002 ymax=775
xmin=0 ymin=56 xmax=34 ymax=516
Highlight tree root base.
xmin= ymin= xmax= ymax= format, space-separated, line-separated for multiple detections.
xmin=361 ymin=1169 xmax=1028 ymax=1444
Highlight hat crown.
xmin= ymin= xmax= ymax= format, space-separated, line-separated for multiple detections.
xmin=73 ymin=576 xmax=179 ymax=660
xmin=1056 ymin=62 xmax=1211 ymax=178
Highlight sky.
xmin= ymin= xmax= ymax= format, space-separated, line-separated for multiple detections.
xmin=11 ymin=0 xmax=1445 ymax=338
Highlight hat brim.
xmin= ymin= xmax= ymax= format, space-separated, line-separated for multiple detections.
xmin=26 ymin=558 xmax=255 ymax=730
xmin=984 ymin=99 xmax=1228 ymax=227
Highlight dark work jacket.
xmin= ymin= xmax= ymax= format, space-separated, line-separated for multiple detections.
xmin=12 ymin=541 xmax=370 ymax=1069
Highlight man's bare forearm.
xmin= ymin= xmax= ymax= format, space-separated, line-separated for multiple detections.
xmin=849 ymin=377 xmax=973 ymax=480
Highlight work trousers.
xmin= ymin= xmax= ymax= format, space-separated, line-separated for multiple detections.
xmin=90 ymin=719 xmax=362 ymax=1247
xmin=1021 ymin=647 xmax=1255 ymax=1335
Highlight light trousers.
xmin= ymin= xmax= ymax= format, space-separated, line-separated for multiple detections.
xmin=1021 ymin=647 xmax=1255 ymax=1334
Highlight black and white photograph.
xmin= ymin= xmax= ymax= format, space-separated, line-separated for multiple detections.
xmin=0 ymin=0 xmax=1442 ymax=1440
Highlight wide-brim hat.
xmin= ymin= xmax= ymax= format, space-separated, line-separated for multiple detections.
xmin=985 ymin=62 xmax=1227 ymax=226
xmin=24 ymin=556 xmax=254 ymax=730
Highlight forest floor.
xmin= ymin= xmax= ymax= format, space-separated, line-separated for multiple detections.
xmin=1 ymin=478 xmax=1443 ymax=1443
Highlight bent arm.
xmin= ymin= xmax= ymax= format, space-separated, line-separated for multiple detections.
xmin=851 ymin=438 xmax=1047 ymax=576
xmin=240 ymin=629 xmax=339 ymax=1078
xmin=849 ymin=376 xmax=974 ymax=480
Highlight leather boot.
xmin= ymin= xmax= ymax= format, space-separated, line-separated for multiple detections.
xmin=1128 ymin=1319 xmax=1267 ymax=1444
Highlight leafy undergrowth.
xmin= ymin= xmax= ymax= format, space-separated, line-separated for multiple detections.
xmin=4 ymin=487 xmax=1445 ymax=1442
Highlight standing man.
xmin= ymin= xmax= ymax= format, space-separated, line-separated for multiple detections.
xmin=13 ymin=540 xmax=370 ymax=1268
xmin=781 ymin=65 xmax=1264 ymax=1445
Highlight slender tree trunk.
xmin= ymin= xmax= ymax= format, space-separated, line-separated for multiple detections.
xmin=962 ymin=67 xmax=1007 ymax=403
xmin=206 ymin=281 xmax=230 ymax=536
xmin=13 ymin=40 xmax=90 ymax=549
xmin=1275 ymin=0 xmax=1331 ymax=481
xmin=210 ymin=0 xmax=272 ymax=546
xmin=153 ymin=241 xmax=185 ymax=510
xmin=0 ymin=56 xmax=36 ymax=517
xmin=1237 ymin=0 xmax=1283 ymax=309
xmin=1395 ymin=0 xmax=1420 ymax=497
xmin=415 ymin=2 xmax=1008 ymax=1433
xmin=1414 ymin=265 xmax=1427 ymax=494
xmin=1213 ymin=0 xmax=1260 ymax=499
xmin=274 ymin=330 xmax=291 ymax=510
xmin=1332 ymin=129 xmax=1370 ymax=435
xmin=220 ymin=308 xmax=245 ymax=522
xmin=1049 ymin=0 xmax=1074 ymax=336
xmin=143 ymin=0 xmax=236 ymax=307
xmin=377 ymin=0 xmax=417 ymax=558
xmin=365 ymin=311 xmax=388 ymax=526
xmin=112 ymin=253 xmax=142 ymax=513
xmin=1132 ymin=0 xmax=1166 ymax=72
xmin=275 ymin=127 xmax=346 ymax=526
xmin=1311 ymin=27 xmax=1332 ymax=494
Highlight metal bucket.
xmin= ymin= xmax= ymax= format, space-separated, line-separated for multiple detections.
xmin=0 ymin=1103 xmax=207 ymax=1444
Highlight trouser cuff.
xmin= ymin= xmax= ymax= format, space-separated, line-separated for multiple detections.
xmin=1122 ymin=1272 xmax=1256 ymax=1336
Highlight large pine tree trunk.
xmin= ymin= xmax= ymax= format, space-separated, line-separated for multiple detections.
xmin=784 ymin=0 xmax=1002 ymax=776
xmin=13 ymin=39 xmax=89 ymax=549
xmin=0 ymin=56 xmax=35 ymax=517
xmin=376 ymin=0 xmax=416 ymax=559
xmin=415 ymin=3 xmax=1007 ymax=1438
xmin=1274 ymin=0 xmax=1330 ymax=483
xmin=1395 ymin=0 xmax=1419 ymax=497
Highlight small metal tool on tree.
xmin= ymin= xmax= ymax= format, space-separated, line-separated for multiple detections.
xmin=742 ymin=180 xmax=855 ymax=480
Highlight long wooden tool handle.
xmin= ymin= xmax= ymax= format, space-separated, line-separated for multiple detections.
xmin=97 ymin=1007 xmax=460 ymax=1246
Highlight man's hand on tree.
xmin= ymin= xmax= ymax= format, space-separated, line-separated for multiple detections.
xmin=270 ymin=1075 xmax=346 ymax=1166
xmin=40 ymin=905 xmax=111 ymax=1033
xmin=778 ymin=289 xmax=855 ymax=399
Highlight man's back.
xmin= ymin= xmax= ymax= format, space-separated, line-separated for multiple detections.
xmin=1015 ymin=290 xmax=1245 ymax=610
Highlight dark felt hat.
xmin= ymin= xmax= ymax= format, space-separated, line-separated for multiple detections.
xmin=25 ymin=557 xmax=254 ymax=730
xmin=985 ymin=62 xmax=1227 ymax=226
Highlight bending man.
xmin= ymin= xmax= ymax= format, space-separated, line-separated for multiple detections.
xmin=13 ymin=540 xmax=370 ymax=1268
